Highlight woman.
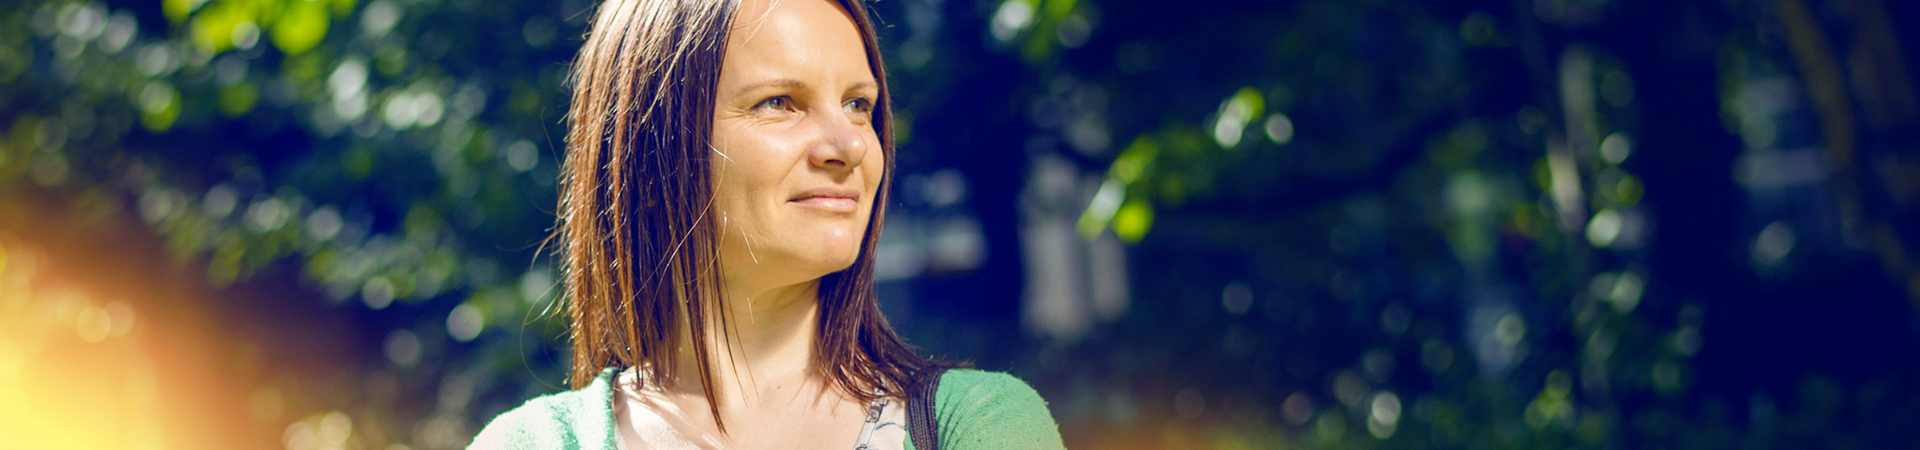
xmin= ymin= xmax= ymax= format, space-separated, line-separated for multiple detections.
xmin=469 ymin=0 xmax=1064 ymax=448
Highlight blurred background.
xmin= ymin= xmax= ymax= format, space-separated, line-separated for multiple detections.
xmin=3 ymin=0 xmax=1919 ymax=448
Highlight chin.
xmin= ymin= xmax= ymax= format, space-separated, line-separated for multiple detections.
xmin=811 ymin=247 xmax=863 ymax=274
xmin=811 ymin=224 xmax=867 ymax=268
xmin=765 ymin=221 xmax=868 ymax=280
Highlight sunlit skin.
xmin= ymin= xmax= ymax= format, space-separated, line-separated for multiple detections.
xmin=611 ymin=0 xmax=887 ymax=447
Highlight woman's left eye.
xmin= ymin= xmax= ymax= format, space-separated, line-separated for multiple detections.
xmin=842 ymin=98 xmax=872 ymax=114
xmin=754 ymin=96 xmax=793 ymax=111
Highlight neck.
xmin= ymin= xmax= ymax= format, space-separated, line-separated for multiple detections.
xmin=667 ymin=277 xmax=824 ymax=409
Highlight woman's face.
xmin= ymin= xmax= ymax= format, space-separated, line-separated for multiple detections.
xmin=711 ymin=0 xmax=883 ymax=290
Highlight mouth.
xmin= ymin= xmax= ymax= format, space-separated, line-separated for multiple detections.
xmin=788 ymin=187 xmax=862 ymax=213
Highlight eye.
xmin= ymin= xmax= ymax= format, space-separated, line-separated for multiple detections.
xmin=842 ymin=97 xmax=873 ymax=114
xmin=754 ymin=96 xmax=793 ymax=112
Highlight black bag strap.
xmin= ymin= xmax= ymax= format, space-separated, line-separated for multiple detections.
xmin=907 ymin=367 xmax=949 ymax=450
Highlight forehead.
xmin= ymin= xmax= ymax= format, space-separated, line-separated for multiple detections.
xmin=725 ymin=0 xmax=873 ymax=80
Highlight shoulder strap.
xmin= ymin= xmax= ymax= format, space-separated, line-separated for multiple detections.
xmin=907 ymin=367 xmax=949 ymax=450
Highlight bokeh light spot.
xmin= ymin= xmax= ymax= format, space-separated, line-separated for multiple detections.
xmin=306 ymin=206 xmax=343 ymax=241
xmin=362 ymin=1 xmax=401 ymax=38
xmin=105 ymin=301 xmax=135 ymax=337
xmin=75 ymin=305 xmax=112 ymax=343
xmin=989 ymin=0 xmax=1035 ymax=44
xmin=1495 ymin=314 xmax=1525 ymax=346
xmin=1111 ymin=200 xmax=1153 ymax=243
xmin=1211 ymin=87 xmax=1263 ymax=148
xmin=1264 ymin=113 xmax=1294 ymax=146
xmin=522 ymin=16 xmax=557 ymax=48
xmin=270 ymin=0 xmax=331 ymax=56
xmin=1586 ymin=208 xmax=1622 ymax=248
xmin=1751 ymin=221 xmax=1795 ymax=268
xmin=1282 ymin=392 xmax=1314 ymax=426
xmin=506 ymin=140 xmax=538 ymax=172
xmin=1174 ymin=388 xmax=1206 ymax=419
xmin=1609 ymin=272 xmax=1644 ymax=313
xmin=1600 ymin=133 xmax=1632 ymax=165
xmin=1369 ymin=391 xmax=1401 ymax=438
xmin=447 ymin=304 xmax=483 ymax=342
xmin=1221 ymin=281 xmax=1252 ymax=315
xmin=385 ymin=329 xmax=422 ymax=367
xmin=362 ymin=277 xmax=394 ymax=310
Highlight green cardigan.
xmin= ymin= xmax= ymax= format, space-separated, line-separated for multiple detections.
xmin=468 ymin=368 xmax=1065 ymax=450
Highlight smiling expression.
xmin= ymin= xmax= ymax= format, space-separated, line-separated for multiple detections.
xmin=710 ymin=0 xmax=885 ymax=289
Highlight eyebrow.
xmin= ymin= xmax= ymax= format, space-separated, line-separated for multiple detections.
xmin=729 ymin=79 xmax=806 ymax=99
xmin=728 ymin=78 xmax=879 ymax=99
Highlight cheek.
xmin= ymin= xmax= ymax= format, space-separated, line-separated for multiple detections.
xmin=863 ymin=134 xmax=886 ymax=189
xmin=712 ymin=131 xmax=793 ymax=206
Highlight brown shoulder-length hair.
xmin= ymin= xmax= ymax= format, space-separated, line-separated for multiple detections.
xmin=556 ymin=0 xmax=944 ymax=426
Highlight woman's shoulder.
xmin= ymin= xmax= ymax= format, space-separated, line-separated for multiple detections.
xmin=468 ymin=369 xmax=619 ymax=450
xmin=930 ymin=369 xmax=1065 ymax=450
xmin=933 ymin=369 xmax=1043 ymax=401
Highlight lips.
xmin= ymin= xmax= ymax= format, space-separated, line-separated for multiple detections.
xmin=789 ymin=187 xmax=861 ymax=213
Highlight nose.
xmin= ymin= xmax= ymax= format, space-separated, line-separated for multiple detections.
xmin=807 ymin=112 xmax=869 ymax=173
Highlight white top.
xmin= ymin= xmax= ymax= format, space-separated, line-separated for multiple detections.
xmin=609 ymin=368 xmax=906 ymax=450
